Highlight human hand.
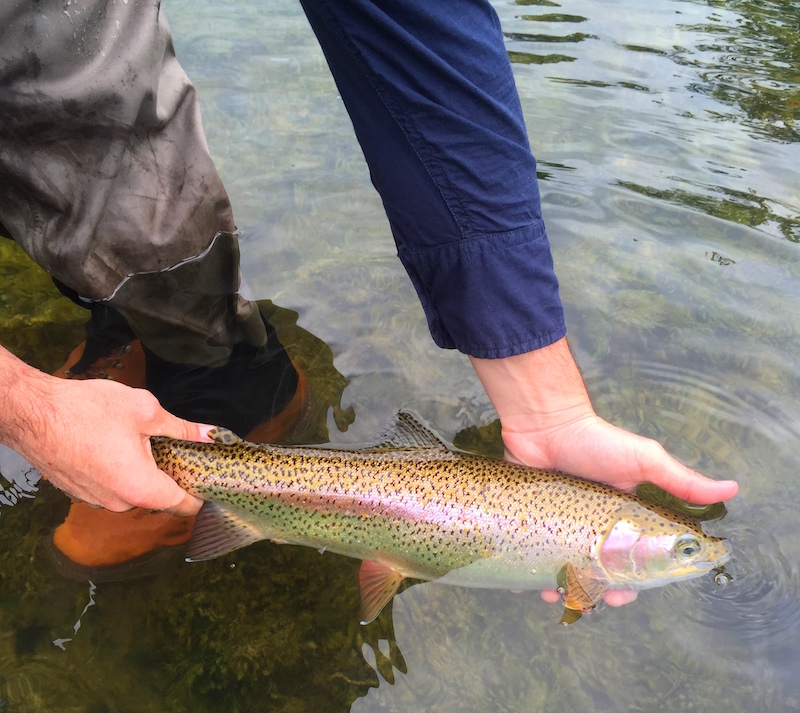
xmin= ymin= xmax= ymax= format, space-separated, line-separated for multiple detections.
xmin=470 ymin=337 xmax=738 ymax=608
xmin=1 ymin=349 xmax=210 ymax=515
xmin=470 ymin=338 xmax=738 ymax=502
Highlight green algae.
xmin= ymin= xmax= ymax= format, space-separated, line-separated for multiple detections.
xmin=0 ymin=237 xmax=88 ymax=373
xmin=617 ymin=180 xmax=800 ymax=244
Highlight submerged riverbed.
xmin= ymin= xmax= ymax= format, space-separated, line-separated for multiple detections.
xmin=1 ymin=0 xmax=799 ymax=711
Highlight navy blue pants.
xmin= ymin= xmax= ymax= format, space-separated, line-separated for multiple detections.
xmin=301 ymin=0 xmax=565 ymax=357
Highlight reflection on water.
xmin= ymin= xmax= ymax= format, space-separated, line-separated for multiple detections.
xmin=1 ymin=0 xmax=800 ymax=711
xmin=509 ymin=0 xmax=800 ymax=147
xmin=675 ymin=0 xmax=800 ymax=143
xmin=620 ymin=179 xmax=800 ymax=243
xmin=0 ymin=446 xmax=38 ymax=508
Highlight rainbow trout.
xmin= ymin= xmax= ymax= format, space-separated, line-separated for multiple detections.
xmin=151 ymin=413 xmax=730 ymax=624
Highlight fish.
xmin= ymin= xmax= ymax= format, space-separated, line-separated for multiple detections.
xmin=150 ymin=412 xmax=731 ymax=624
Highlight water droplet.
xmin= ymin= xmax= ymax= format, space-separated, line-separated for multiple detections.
xmin=714 ymin=571 xmax=732 ymax=586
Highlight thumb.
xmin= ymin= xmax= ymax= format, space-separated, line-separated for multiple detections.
xmin=645 ymin=461 xmax=739 ymax=505
xmin=151 ymin=413 xmax=217 ymax=444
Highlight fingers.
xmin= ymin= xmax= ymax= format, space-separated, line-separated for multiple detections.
xmin=636 ymin=439 xmax=739 ymax=504
xmin=603 ymin=590 xmax=638 ymax=607
xmin=60 ymin=470 xmax=202 ymax=517
xmin=123 ymin=455 xmax=205 ymax=515
xmin=134 ymin=393 xmax=216 ymax=443
xmin=154 ymin=414 xmax=217 ymax=444
xmin=652 ymin=468 xmax=739 ymax=505
xmin=163 ymin=490 xmax=204 ymax=517
xmin=540 ymin=589 xmax=639 ymax=607
xmin=508 ymin=416 xmax=739 ymax=506
xmin=111 ymin=386 xmax=214 ymax=444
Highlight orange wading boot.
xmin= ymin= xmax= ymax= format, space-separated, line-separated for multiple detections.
xmin=48 ymin=503 xmax=197 ymax=581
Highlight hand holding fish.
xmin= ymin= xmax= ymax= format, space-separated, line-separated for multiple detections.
xmin=470 ymin=337 xmax=739 ymax=505
xmin=0 ymin=345 xmax=207 ymax=516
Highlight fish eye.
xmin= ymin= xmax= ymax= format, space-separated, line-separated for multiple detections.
xmin=675 ymin=534 xmax=701 ymax=558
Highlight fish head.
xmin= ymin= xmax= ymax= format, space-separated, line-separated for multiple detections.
xmin=597 ymin=503 xmax=731 ymax=588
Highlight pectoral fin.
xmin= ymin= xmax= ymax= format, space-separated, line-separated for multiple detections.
xmin=359 ymin=560 xmax=405 ymax=625
xmin=559 ymin=608 xmax=584 ymax=625
xmin=185 ymin=502 xmax=265 ymax=561
xmin=557 ymin=563 xmax=608 ymax=624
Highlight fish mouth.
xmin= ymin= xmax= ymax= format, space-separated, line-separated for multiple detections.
xmin=693 ymin=539 xmax=732 ymax=571
xmin=684 ymin=540 xmax=732 ymax=575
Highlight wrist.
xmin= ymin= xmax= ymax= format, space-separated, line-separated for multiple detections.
xmin=469 ymin=337 xmax=595 ymax=432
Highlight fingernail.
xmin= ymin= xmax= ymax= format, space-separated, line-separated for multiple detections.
xmin=200 ymin=425 xmax=217 ymax=442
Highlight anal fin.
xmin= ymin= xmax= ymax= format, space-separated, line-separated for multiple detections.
xmin=359 ymin=559 xmax=405 ymax=625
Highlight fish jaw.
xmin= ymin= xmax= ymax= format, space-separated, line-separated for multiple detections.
xmin=597 ymin=504 xmax=731 ymax=589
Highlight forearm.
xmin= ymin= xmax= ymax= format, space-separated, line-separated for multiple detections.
xmin=0 ymin=0 xmax=248 ymax=368
xmin=301 ymin=0 xmax=565 ymax=358
xmin=469 ymin=337 xmax=592 ymax=430
xmin=0 ymin=345 xmax=51 ymax=456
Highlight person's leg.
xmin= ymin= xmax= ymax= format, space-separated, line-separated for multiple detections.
xmin=0 ymin=0 xmax=251 ymax=363
xmin=299 ymin=0 xmax=564 ymax=358
xmin=0 ymin=0 xmax=302 ymax=573
xmin=0 ymin=0 xmax=299 ymax=419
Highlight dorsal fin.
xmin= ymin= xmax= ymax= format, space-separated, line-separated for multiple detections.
xmin=355 ymin=411 xmax=448 ymax=452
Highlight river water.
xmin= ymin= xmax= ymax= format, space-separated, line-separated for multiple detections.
xmin=1 ymin=1 xmax=799 ymax=711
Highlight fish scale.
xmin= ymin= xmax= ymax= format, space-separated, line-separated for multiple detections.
xmin=151 ymin=414 xmax=729 ymax=623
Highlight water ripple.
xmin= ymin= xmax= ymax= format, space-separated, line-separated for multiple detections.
xmin=585 ymin=358 xmax=800 ymax=450
xmin=667 ymin=519 xmax=800 ymax=645
xmin=584 ymin=357 xmax=800 ymax=650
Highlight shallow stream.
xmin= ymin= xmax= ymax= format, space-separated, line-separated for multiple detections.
xmin=1 ymin=1 xmax=799 ymax=711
